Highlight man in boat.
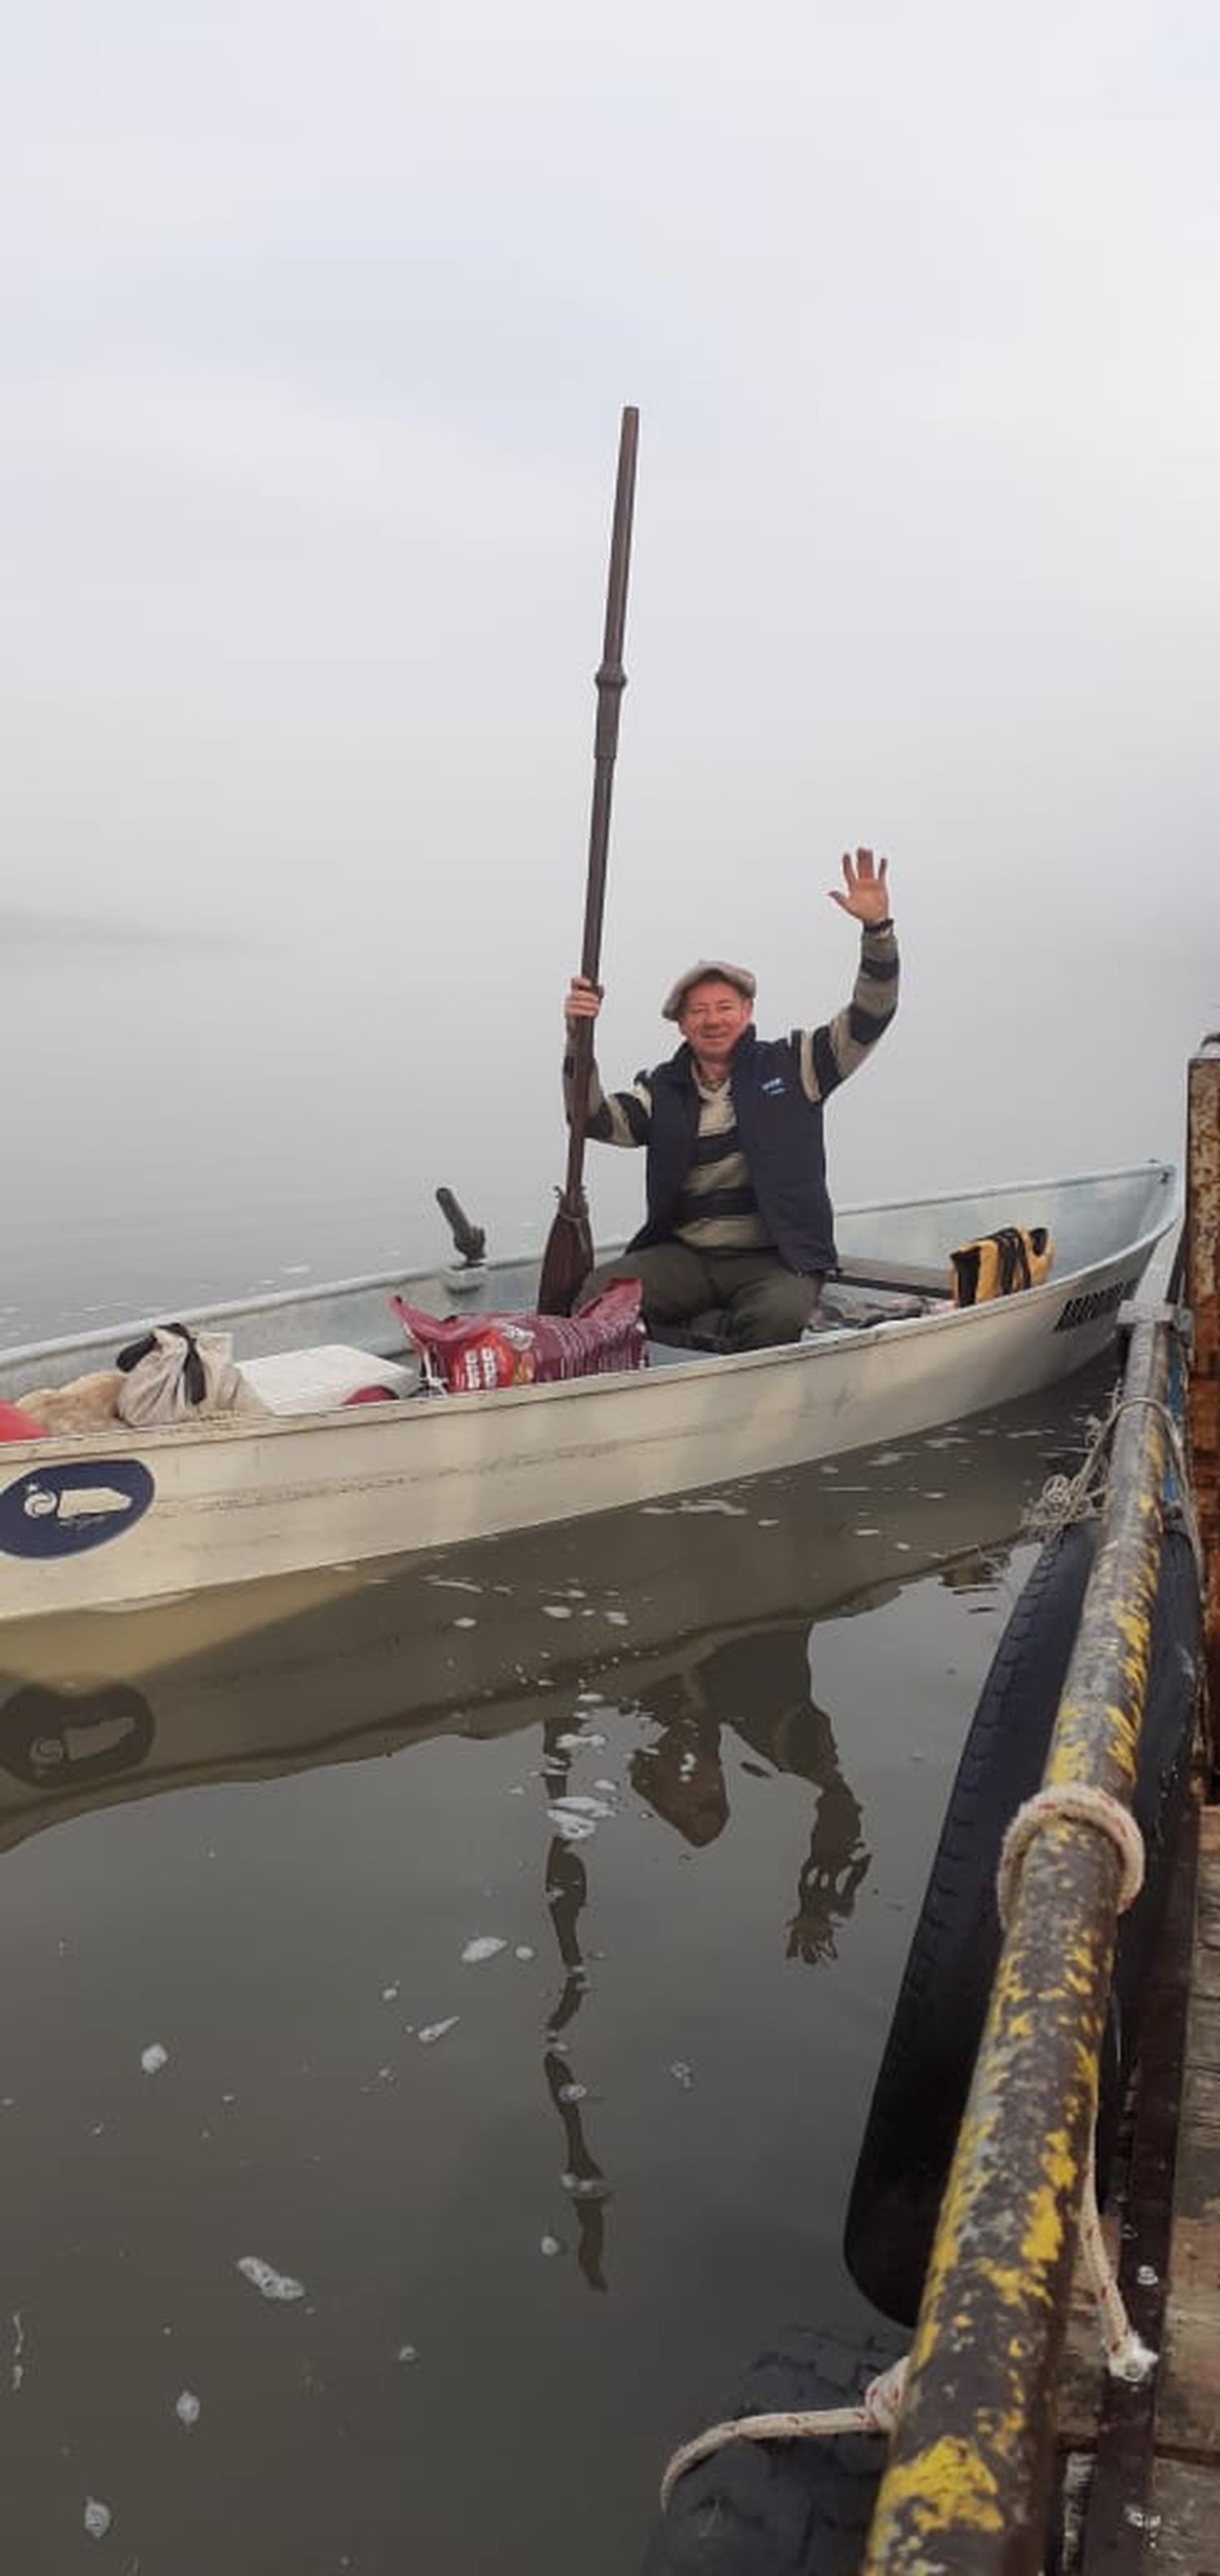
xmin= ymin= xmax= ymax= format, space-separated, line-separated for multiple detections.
xmin=563 ymin=848 xmax=897 ymax=1351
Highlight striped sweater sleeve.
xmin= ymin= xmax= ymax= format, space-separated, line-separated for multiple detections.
xmin=562 ymin=1046 xmax=653 ymax=1146
xmin=799 ymin=922 xmax=900 ymax=1105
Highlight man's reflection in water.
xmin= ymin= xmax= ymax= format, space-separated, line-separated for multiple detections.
xmin=630 ymin=1623 xmax=869 ymax=1967
xmin=534 ymin=1619 xmax=870 ymax=2288
xmin=539 ymin=1718 xmax=608 ymax=2294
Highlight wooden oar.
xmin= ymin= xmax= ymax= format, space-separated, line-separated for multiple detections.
xmin=537 ymin=405 xmax=639 ymax=1315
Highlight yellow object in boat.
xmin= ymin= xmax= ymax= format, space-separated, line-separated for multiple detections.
xmin=950 ymin=1225 xmax=1053 ymax=1307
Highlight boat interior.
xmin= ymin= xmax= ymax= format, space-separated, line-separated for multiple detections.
xmin=0 ymin=1160 xmax=1179 ymax=1428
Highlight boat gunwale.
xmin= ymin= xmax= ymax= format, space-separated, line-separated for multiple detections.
xmin=0 ymin=1168 xmax=1179 ymax=1465
xmin=0 ymin=1156 xmax=1177 ymax=1378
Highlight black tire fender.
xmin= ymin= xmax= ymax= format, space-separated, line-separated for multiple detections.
xmin=642 ymin=2327 xmax=904 ymax=2576
xmin=843 ymin=1517 xmax=1201 ymax=2329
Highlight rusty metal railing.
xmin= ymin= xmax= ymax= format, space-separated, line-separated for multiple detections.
xmin=1187 ymin=1033 xmax=1220 ymax=1732
xmin=860 ymin=1308 xmax=1178 ymax=2574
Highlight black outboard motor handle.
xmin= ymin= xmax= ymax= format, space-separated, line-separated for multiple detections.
xmin=435 ymin=1188 xmax=486 ymax=1269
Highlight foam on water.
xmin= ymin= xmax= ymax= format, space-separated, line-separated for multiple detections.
xmin=236 ymin=2256 xmax=305 ymax=2303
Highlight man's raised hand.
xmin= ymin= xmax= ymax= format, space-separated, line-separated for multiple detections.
xmin=829 ymin=847 xmax=891 ymax=925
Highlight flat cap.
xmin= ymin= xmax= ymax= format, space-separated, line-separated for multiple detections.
xmin=661 ymin=958 xmax=757 ymax=1023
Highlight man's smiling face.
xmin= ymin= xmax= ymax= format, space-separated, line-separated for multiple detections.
xmin=678 ymin=976 xmax=754 ymax=1072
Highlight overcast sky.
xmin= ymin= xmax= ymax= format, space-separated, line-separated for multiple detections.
xmin=4 ymin=0 xmax=1218 ymax=1280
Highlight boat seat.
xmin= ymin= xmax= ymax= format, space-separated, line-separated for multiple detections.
xmin=834 ymin=1255 xmax=949 ymax=1298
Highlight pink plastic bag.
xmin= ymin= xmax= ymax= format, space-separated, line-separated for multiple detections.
xmin=391 ymin=1279 xmax=645 ymax=1394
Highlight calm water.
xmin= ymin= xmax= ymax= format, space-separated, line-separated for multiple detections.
xmin=0 ymin=1361 xmax=1117 ymax=2574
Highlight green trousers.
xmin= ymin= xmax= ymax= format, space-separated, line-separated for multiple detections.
xmin=582 ymin=1242 xmax=824 ymax=1352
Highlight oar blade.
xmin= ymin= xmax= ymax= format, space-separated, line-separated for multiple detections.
xmin=537 ymin=1193 xmax=595 ymax=1315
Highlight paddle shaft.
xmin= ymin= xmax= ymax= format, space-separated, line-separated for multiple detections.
xmin=561 ymin=405 xmax=639 ymax=1205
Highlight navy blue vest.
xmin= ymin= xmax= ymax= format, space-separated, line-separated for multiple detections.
xmin=628 ymin=1027 xmax=835 ymax=1274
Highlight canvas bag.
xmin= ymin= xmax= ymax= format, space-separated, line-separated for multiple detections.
xmin=115 ymin=1323 xmax=265 ymax=1427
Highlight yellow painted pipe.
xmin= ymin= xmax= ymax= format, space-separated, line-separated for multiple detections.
xmin=861 ymin=1316 xmax=1171 ymax=2574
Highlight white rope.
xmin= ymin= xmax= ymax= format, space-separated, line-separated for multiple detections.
xmin=997 ymin=1783 xmax=1145 ymax=1924
xmin=1078 ymin=2157 xmax=1157 ymax=2383
xmin=1025 ymin=1396 xmax=1120 ymax=1538
xmin=1109 ymin=1395 xmax=1205 ymax=1587
xmin=1026 ymin=1390 xmax=1204 ymax=1591
xmin=658 ymin=2358 xmax=907 ymax=2509
xmin=658 ymin=1776 xmax=1158 ymax=2510
xmin=999 ymin=1778 xmax=1155 ymax=2382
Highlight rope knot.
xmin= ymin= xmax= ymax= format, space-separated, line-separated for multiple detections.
xmin=997 ymin=1784 xmax=1145 ymax=1927
xmin=861 ymin=2356 xmax=907 ymax=2433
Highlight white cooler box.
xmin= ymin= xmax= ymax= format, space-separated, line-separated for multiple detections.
xmin=240 ymin=1343 xmax=418 ymax=1414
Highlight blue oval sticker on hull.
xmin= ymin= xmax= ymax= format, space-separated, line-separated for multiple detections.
xmin=0 ymin=1460 xmax=155 ymax=1558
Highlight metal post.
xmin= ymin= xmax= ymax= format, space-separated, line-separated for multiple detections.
xmin=861 ymin=1316 xmax=1173 ymax=2575
xmin=1186 ymin=1033 xmax=1220 ymax=1725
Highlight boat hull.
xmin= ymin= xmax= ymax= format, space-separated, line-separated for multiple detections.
xmin=0 ymin=1370 xmax=1109 ymax=1853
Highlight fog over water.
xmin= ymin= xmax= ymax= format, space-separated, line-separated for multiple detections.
xmin=1 ymin=11 xmax=1217 ymax=2570
xmin=4 ymin=2 xmax=1218 ymax=1338
xmin=0 ymin=910 xmax=1209 ymax=1347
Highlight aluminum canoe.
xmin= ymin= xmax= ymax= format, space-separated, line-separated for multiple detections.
xmin=0 ymin=1160 xmax=1178 ymax=1623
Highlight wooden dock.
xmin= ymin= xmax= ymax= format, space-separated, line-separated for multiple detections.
xmin=1156 ymin=1802 xmax=1220 ymax=2556
xmin=1058 ymin=1795 xmax=1220 ymax=2565
xmin=1147 ymin=1031 xmax=1220 ymax=2559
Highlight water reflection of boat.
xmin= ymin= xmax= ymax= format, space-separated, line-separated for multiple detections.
xmin=0 ymin=1379 xmax=1096 ymax=1855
